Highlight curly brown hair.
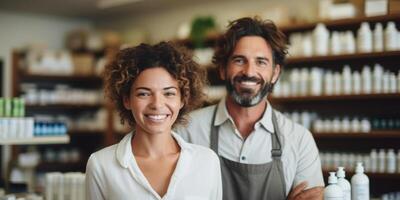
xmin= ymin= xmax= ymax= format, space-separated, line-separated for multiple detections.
xmin=212 ymin=16 xmax=288 ymax=70
xmin=104 ymin=41 xmax=207 ymax=127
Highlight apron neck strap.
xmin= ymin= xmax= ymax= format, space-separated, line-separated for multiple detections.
xmin=210 ymin=104 xmax=283 ymax=159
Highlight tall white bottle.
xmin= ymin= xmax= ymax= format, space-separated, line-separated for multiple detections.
xmin=357 ymin=22 xmax=373 ymax=53
xmin=324 ymin=172 xmax=344 ymax=200
xmin=336 ymin=167 xmax=351 ymax=200
xmin=351 ymin=162 xmax=370 ymax=200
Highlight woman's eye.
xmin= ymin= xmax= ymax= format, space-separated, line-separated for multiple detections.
xmin=165 ymin=92 xmax=176 ymax=96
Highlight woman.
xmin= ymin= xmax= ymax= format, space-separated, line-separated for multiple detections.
xmin=85 ymin=42 xmax=222 ymax=200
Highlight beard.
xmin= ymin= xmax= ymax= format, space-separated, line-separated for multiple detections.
xmin=225 ymin=74 xmax=272 ymax=107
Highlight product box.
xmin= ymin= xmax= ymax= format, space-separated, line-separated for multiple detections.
xmin=365 ymin=0 xmax=389 ymax=16
xmin=389 ymin=0 xmax=400 ymax=13
xmin=72 ymin=54 xmax=94 ymax=75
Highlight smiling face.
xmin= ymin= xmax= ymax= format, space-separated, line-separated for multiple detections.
xmin=220 ymin=36 xmax=280 ymax=107
xmin=123 ymin=67 xmax=183 ymax=135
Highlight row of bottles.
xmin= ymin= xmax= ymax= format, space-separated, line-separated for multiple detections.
xmin=320 ymin=149 xmax=400 ymax=174
xmin=284 ymin=111 xmax=400 ymax=132
xmin=0 ymin=97 xmax=25 ymax=117
xmin=45 ymin=172 xmax=85 ymax=200
xmin=290 ymin=21 xmax=400 ymax=57
xmin=325 ymin=163 xmax=369 ymax=200
xmin=381 ymin=191 xmax=400 ymax=200
xmin=274 ymin=64 xmax=400 ymax=97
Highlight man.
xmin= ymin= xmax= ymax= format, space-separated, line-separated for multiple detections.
xmin=177 ymin=17 xmax=324 ymax=200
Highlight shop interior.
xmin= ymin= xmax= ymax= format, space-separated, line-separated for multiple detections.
xmin=0 ymin=0 xmax=400 ymax=199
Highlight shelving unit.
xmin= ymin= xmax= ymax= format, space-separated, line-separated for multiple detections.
xmin=0 ymin=136 xmax=70 ymax=145
xmin=177 ymin=14 xmax=400 ymax=197
xmin=9 ymin=51 xmax=113 ymax=175
xmin=275 ymin=14 xmax=400 ymax=197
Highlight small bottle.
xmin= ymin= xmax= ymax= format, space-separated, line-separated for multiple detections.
xmin=351 ymin=118 xmax=361 ymax=132
xmin=378 ymin=149 xmax=386 ymax=173
xmin=290 ymin=69 xmax=300 ymax=96
xmin=331 ymin=31 xmax=341 ymax=55
xmin=387 ymin=149 xmax=396 ymax=173
xmin=361 ymin=65 xmax=372 ymax=94
xmin=310 ymin=67 xmax=323 ymax=96
xmin=357 ymin=22 xmax=373 ymax=53
xmin=373 ymin=64 xmax=383 ymax=93
xmin=344 ymin=31 xmax=356 ymax=54
xmin=333 ymin=72 xmax=342 ymax=95
xmin=342 ymin=66 xmax=352 ymax=95
xmin=373 ymin=23 xmax=384 ymax=52
xmin=352 ymin=71 xmax=361 ymax=94
xmin=389 ymin=73 xmax=397 ymax=93
xmin=370 ymin=149 xmax=378 ymax=173
xmin=384 ymin=21 xmax=398 ymax=51
xmin=313 ymin=23 xmax=330 ymax=56
xmin=397 ymin=150 xmax=400 ymax=173
xmin=325 ymin=71 xmax=334 ymax=95
xmin=340 ymin=117 xmax=351 ymax=132
xmin=300 ymin=68 xmax=309 ymax=96
xmin=351 ymin=162 xmax=370 ymax=200
xmin=360 ymin=118 xmax=371 ymax=133
xmin=382 ymin=71 xmax=390 ymax=93
xmin=336 ymin=167 xmax=351 ymax=200
xmin=332 ymin=118 xmax=341 ymax=133
xmin=324 ymin=172 xmax=344 ymax=200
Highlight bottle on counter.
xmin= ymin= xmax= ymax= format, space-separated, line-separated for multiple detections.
xmin=336 ymin=167 xmax=351 ymax=200
xmin=351 ymin=162 xmax=370 ymax=200
xmin=324 ymin=172 xmax=344 ymax=200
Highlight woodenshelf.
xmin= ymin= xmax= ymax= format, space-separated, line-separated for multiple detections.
xmin=313 ymin=131 xmax=400 ymax=139
xmin=285 ymin=51 xmax=400 ymax=65
xmin=280 ymin=13 xmax=400 ymax=33
xmin=270 ymin=93 xmax=400 ymax=103
xmin=26 ymin=103 xmax=103 ymax=110
xmin=20 ymin=73 xmax=102 ymax=83
xmin=0 ymin=136 xmax=70 ymax=145
xmin=68 ymin=130 xmax=105 ymax=136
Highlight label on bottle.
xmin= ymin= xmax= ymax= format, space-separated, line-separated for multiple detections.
xmin=352 ymin=184 xmax=369 ymax=200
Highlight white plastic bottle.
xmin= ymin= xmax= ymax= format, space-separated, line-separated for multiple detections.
xmin=336 ymin=167 xmax=351 ymax=200
xmin=378 ymin=149 xmax=386 ymax=173
xmin=351 ymin=162 xmax=370 ymax=200
xmin=324 ymin=172 xmax=344 ymax=200
xmin=342 ymin=66 xmax=352 ymax=95
xmin=361 ymin=65 xmax=372 ymax=94
xmin=370 ymin=149 xmax=378 ymax=173
xmin=385 ymin=21 xmax=398 ymax=51
xmin=357 ymin=22 xmax=373 ymax=53
xmin=373 ymin=23 xmax=384 ymax=52
xmin=386 ymin=149 xmax=396 ymax=173
xmin=313 ymin=23 xmax=330 ymax=56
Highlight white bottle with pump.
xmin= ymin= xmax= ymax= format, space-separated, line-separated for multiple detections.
xmin=351 ymin=162 xmax=369 ymax=200
xmin=337 ymin=167 xmax=351 ymax=200
xmin=324 ymin=172 xmax=344 ymax=200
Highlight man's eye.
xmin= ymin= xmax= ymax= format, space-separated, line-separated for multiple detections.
xmin=257 ymin=60 xmax=268 ymax=66
xmin=233 ymin=58 xmax=244 ymax=64
xmin=137 ymin=92 xmax=150 ymax=97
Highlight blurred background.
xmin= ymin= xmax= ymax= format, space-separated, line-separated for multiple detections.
xmin=0 ymin=0 xmax=400 ymax=199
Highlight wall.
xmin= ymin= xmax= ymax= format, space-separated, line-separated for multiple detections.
xmin=0 ymin=10 xmax=92 ymax=97
xmin=96 ymin=0 xmax=319 ymax=44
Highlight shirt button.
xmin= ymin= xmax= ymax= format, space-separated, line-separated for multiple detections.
xmin=241 ymin=156 xmax=246 ymax=161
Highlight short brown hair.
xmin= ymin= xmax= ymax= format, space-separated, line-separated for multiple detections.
xmin=213 ymin=16 xmax=288 ymax=70
xmin=104 ymin=41 xmax=206 ymax=127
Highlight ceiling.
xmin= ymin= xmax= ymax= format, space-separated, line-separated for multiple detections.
xmin=0 ymin=0 xmax=214 ymax=20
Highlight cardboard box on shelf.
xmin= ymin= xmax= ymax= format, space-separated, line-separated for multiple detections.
xmin=72 ymin=54 xmax=94 ymax=75
xmin=365 ymin=0 xmax=389 ymax=16
xmin=389 ymin=0 xmax=400 ymax=13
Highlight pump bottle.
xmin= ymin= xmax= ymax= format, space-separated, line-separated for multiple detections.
xmin=351 ymin=162 xmax=369 ymax=200
xmin=336 ymin=167 xmax=351 ymax=200
xmin=324 ymin=172 xmax=344 ymax=200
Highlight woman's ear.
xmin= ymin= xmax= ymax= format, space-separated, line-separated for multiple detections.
xmin=123 ymin=95 xmax=131 ymax=110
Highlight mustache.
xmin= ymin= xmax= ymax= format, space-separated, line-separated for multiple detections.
xmin=233 ymin=75 xmax=262 ymax=83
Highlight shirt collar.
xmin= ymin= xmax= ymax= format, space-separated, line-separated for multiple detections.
xmin=214 ymin=97 xmax=275 ymax=134
xmin=116 ymin=130 xmax=191 ymax=168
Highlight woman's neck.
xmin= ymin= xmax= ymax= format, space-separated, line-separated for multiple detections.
xmin=131 ymin=130 xmax=180 ymax=158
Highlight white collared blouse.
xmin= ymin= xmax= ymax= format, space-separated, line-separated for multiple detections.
xmin=85 ymin=131 xmax=222 ymax=200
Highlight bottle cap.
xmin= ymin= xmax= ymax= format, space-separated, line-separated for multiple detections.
xmin=328 ymin=172 xmax=338 ymax=184
xmin=355 ymin=162 xmax=364 ymax=173
xmin=337 ymin=167 xmax=346 ymax=178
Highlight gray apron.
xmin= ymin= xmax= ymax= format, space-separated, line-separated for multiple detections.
xmin=210 ymin=106 xmax=287 ymax=200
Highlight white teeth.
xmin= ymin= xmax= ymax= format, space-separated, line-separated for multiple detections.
xmin=147 ymin=115 xmax=168 ymax=120
xmin=240 ymin=81 xmax=257 ymax=86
